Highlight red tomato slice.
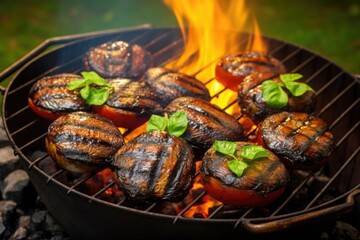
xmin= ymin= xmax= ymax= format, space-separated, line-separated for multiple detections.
xmin=92 ymin=105 xmax=148 ymax=129
xmin=201 ymin=174 xmax=286 ymax=207
xmin=215 ymin=64 xmax=245 ymax=92
xmin=28 ymin=98 xmax=61 ymax=121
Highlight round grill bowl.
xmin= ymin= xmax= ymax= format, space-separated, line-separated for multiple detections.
xmin=1 ymin=27 xmax=359 ymax=239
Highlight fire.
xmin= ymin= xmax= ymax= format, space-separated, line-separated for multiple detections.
xmin=181 ymin=175 xmax=222 ymax=218
xmin=163 ymin=0 xmax=268 ymax=76
xmin=163 ymin=0 xmax=267 ymax=118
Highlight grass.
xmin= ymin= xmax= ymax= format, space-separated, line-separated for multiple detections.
xmin=0 ymin=0 xmax=359 ymax=85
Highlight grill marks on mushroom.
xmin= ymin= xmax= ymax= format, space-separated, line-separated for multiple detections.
xmin=215 ymin=51 xmax=287 ymax=91
xmin=106 ymin=78 xmax=163 ymax=115
xmin=28 ymin=73 xmax=90 ymax=114
xmin=218 ymin=52 xmax=286 ymax=77
xmin=113 ymin=131 xmax=195 ymax=202
xmin=165 ymin=97 xmax=246 ymax=148
xmin=45 ymin=111 xmax=124 ymax=173
xmin=238 ymin=73 xmax=317 ymax=122
xmin=143 ymin=67 xmax=211 ymax=106
xmin=258 ymin=112 xmax=335 ymax=170
xmin=83 ymin=40 xmax=152 ymax=79
xmin=201 ymin=142 xmax=289 ymax=196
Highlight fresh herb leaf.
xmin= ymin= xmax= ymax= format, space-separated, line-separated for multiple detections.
xmin=279 ymin=73 xmax=303 ymax=83
xmin=168 ymin=111 xmax=188 ymax=137
xmin=212 ymin=140 xmax=239 ymax=161
xmin=68 ymin=71 xmax=113 ymax=105
xmin=146 ymin=111 xmax=188 ymax=137
xmin=227 ymin=159 xmax=248 ymax=177
xmin=68 ymin=79 xmax=87 ymax=90
xmin=80 ymin=85 xmax=90 ymax=99
xmin=240 ymin=145 xmax=270 ymax=160
xmin=262 ymin=73 xmax=315 ymax=108
xmin=212 ymin=141 xmax=270 ymax=177
xmin=262 ymin=80 xmax=288 ymax=108
xmin=147 ymin=114 xmax=168 ymax=132
xmin=86 ymin=88 xmax=111 ymax=105
xmin=283 ymin=81 xmax=315 ymax=97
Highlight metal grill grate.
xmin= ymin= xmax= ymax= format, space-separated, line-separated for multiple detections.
xmin=1 ymin=27 xmax=359 ymax=237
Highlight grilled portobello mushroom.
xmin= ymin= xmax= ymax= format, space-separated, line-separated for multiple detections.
xmin=92 ymin=78 xmax=163 ymax=129
xmin=238 ymin=73 xmax=317 ymax=122
xmin=112 ymin=130 xmax=196 ymax=202
xmin=143 ymin=67 xmax=211 ymax=106
xmin=83 ymin=40 xmax=152 ymax=79
xmin=164 ymin=97 xmax=246 ymax=149
xmin=45 ymin=111 xmax=124 ymax=173
xmin=28 ymin=73 xmax=90 ymax=121
xmin=257 ymin=112 xmax=335 ymax=170
xmin=200 ymin=141 xmax=289 ymax=206
xmin=215 ymin=51 xmax=286 ymax=91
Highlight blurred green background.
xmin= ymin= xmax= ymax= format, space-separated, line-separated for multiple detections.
xmin=1 ymin=0 xmax=359 ymax=80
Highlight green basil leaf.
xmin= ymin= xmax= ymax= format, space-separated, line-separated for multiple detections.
xmin=68 ymin=79 xmax=87 ymax=90
xmin=80 ymin=85 xmax=90 ymax=100
xmin=68 ymin=71 xmax=113 ymax=106
xmin=212 ymin=140 xmax=238 ymax=160
xmin=284 ymin=81 xmax=315 ymax=97
xmin=227 ymin=159 xmax=248 ymax=177
xmin=279 ymin=73 xmax=303 ymax=83
xmin=262 ymin=80 xmax=288 ymax=108
xmin=146 ymin=111 xmax=189 ymax=137
xmin=168 ymin=111 xmax=188 ymax=137
xmin=86 ymin=88 xmax=110 ymax=105
xmin=147 ymin=114 xmax=168 ymax=132
xmin=81 ymin=71 xmax=111 ymax=87
xmin=240 ymin=145 xmax=270 ymax=160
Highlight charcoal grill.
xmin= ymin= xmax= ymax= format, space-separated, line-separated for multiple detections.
xmin=1 ymin=26 xmax=359 ymax=239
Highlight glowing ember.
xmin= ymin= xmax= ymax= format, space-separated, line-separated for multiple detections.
xmin=181 ymin=175 xmax=222 ymax=218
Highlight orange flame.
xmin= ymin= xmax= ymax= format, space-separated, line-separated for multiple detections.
xmin=163 ymin=0 xmax=267 ymax=76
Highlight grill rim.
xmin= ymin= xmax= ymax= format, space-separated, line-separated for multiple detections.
xmin=1 ymin=26 xmax=359 ymax=237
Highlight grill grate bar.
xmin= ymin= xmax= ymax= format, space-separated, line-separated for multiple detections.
xmin=92 ymin=180 xmax=117 ymax=198
xmin=329 ymin=98 xmax=360 ymax=130
xmin=234 ymin=208 xmax=254 ymax=228
xmin=334 ymin=121 xmax=359 ymax=148
xmin=305 ymin=62 xmax=332 ymax=84
xmin=67 ymin=174 xmax=95 ymax=195
xmin=207 ymin=204 xmax=225 ymax=219
xmin=313 ymin=184 xmax=360 ymax=210
xmin=145 ymin=202 xmax=158 ymax=212
xmin=268 ymin=42 xmax=287 ymax=56
xmin=315 ymin=71 xmax=344 ymax=96
xmin=173 ymin=190 xmax=207 ymax=224
xmin=305 ymin=145 xmax=360 ymax=209
xmin=317 ymin=80 xmax=356 ymax=117
xmin=46 ymin=169 xmax=64 ymax=184
xmin=28 ymin=153 xmax=49 ymax=170
xmin=5 ymin=105 xmax=29 ymax=122
xmin=153 ymin=38 xmax=184 ymax=66
xmin=11 ymin=118 xmax=40 ymax=137
xmin=270 ymin=170 xmax=318 ymax=216
xmin=18 ymin=132 xmax=47 ymax=152
xmin=7 ymin=56 xmax=81 ymax=97
xmin=291 ymin=54 xmax=317 ymax=73
xmin=279 ymin=48 xmax=302 ymax=63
